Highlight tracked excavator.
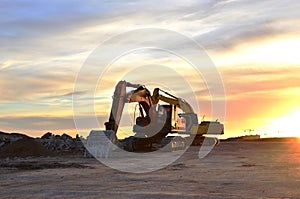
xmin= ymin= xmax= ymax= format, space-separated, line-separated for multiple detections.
xmin=90 ymin=80 xmax=224 ymax=152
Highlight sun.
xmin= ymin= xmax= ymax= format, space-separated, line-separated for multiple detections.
xmin=262 ymin=110 xmax=300 ymax=138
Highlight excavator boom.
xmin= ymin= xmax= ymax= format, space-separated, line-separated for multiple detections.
xmin=105 ymin=81 xmax=152 ymax=135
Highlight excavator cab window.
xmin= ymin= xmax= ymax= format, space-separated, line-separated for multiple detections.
xmin=160 ymin=105 xmax=172 ymax=133
xmin=136 ymin=116 xmax=151 ymax=127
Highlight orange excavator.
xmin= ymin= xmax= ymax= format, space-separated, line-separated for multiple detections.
xmin=101 ymin=80 xmax=224 ymax=151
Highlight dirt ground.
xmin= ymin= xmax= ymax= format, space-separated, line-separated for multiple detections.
xmin=1 ymin=141 xmax=300 ymax=199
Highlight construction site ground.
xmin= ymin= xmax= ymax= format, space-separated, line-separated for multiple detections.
xmin=1 ymin=141 xmax=300 ymax=198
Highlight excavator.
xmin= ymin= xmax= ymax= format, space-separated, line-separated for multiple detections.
xmin=91 ymin=80 xmax=224 ymax=152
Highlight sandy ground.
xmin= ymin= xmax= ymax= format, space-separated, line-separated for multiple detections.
xmin=1 ymin=141 xmax=300 ymax=199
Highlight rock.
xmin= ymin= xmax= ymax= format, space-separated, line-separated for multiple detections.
xmin=41 ymin=132 xmax=53 ymax=139
xmin=61 ymin=133 xmax=72 ymax=140
xmin=0 ymin=131 xmax=86 ymax=158
xmin=37 ymin=132 xmax=85 ymax=155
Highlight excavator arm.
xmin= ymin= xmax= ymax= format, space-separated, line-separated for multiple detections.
xmin=105 ymin=81 xmax=152 ymax=135
xmin=152 ymin=88 xmax=194 ymax=113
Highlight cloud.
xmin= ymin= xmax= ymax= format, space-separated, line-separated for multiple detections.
xmin=219 ymin=65 xmax=300 ymax=135
xmin=45 ymin=91 xmax=88 ymax=99
xmin=1 ymin=0 xmax=299 ymax=64
xmin=0 ymin=67 xmax=76 ymax=102
xmin=220 ymin=65 xmax=300 ymax=97
xmin=193 ymin=0 xmax=300 ymax=51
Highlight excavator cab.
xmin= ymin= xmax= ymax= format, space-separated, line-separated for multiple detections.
xmin=133 ymin=104 xmax=172 ymax=141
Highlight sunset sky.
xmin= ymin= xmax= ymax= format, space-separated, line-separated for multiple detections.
xmin=0 ymin=0 xmax=299 ymax=138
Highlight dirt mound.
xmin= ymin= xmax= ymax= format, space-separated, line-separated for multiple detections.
xmin=0 ymin=138 xmax=53 ymax=158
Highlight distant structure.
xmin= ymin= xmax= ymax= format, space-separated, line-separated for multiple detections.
xmin=242 ymin=129 xmax=260 ymax=140
xmin=244 ymin=129 xmax=254 ymax=135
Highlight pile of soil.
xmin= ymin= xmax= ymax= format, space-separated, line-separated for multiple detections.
xmin=0 ymin=138 xmax=53 ymax=158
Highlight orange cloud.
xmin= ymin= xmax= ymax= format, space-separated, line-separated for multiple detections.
xmin=219 ymin=65 xmax=300 ymax=137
